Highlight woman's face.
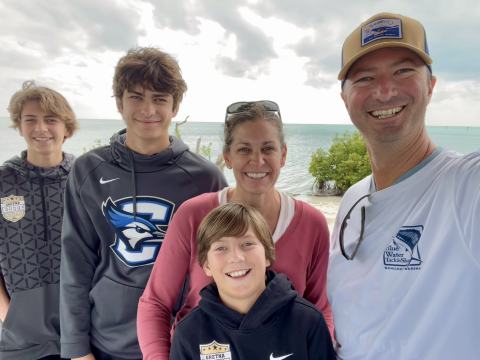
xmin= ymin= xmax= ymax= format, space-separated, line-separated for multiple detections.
xmin=224 ymin=118 xmax=286 ymax=196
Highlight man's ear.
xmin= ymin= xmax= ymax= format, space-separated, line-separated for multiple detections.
xmin=266 ymin=259 xmax=271 ymax=268
xmin=427 ymin=75 xmax=437 ymax=104
xmin=341 ymin=91 xmax=348 ymax=110
xmin=203 ymin=262 xmax=212 ymax=277
xmin=116 ymin=97 xmax=124 ymax=116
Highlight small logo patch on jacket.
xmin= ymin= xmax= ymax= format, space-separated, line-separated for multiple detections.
xmin=1 ymin=195 xmax=25 ymax=222
xmin=384 ymin=225 xmax=423 ymax=270
xmin=200 ymin=340 xmax=232 ymax=359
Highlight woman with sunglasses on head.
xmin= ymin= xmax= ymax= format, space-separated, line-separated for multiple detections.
xmin=137 ymin=101 xmax=333 ymax=360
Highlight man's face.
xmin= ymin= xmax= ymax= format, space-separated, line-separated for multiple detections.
xmin=341 ymin=47 xmax=436 ymax=144
xmin=116 ymin=85 xmax=178 ymax=144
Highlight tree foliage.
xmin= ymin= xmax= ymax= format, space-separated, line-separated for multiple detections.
xmin=309 ymin=131 xmax=371 ymax=194
xmin=200 ymin=142 xmax=212 ymax=161
xmin=83 ymin=139 xmax=108 ymax=154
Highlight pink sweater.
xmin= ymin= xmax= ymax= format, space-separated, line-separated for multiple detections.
xmin=138 ymin=192 xmax=333 ymax=360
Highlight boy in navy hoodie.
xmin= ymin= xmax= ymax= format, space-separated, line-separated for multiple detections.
xmin=170 ymin=203 xmax=335 ymax=360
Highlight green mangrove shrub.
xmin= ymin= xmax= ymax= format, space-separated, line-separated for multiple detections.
xmin=309 ymin=131 xmax=371 ymax=194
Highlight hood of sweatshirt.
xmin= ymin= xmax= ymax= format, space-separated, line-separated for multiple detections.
xmin=3 ymin=150 xmax=75 ymax=185
xmin=198 ymin=270 xmax=297 ymax=331
xmin=109 ymin=129 xmax=189 ymax=173
xmin=108 ymin=129 xmax=190 ymax=219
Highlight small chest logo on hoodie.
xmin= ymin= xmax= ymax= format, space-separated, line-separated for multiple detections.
xmin=1 ymin=195 xmax=26 ymax=222
xmin=102 ymin=196 xmax=175 ymax=267
xmin=200 ymin=341 xmax=232 ymax=359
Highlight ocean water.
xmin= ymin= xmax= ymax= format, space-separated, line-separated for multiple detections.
xmin=1 ymin=117 xmax=479 ymax=196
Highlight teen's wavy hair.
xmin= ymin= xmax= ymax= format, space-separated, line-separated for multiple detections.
xmin=113 ymin=47 xmax=188 ymax=110
xmin=197 ymin=203 xmax=275 ymax=268
xmin=8 ymin=81 xmax=79 ymax=137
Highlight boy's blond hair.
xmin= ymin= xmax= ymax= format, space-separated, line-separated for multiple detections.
xmin=8 ymin=81 xmax=79 ymax=137
xmin=197 ymin=203 xmax=275 ymax=268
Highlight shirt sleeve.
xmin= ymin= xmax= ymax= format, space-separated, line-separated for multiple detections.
xmin=60 ymin=167 xmax=101 ymax=358
xmin=454 ymin=153 xmax=480 ymax=268
xmin=138 ymin=211 xmax=192 ymax=360
xmin=303 ymin=209 xmax=335 ymax=340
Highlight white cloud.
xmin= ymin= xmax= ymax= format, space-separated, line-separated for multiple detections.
xmin=0 ymin=0 xmax=479 ymax=126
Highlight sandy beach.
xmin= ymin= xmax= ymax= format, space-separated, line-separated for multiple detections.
xmin=293 ymin=194 xmax=342 ymax=235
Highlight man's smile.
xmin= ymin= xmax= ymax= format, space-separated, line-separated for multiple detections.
xmin=369 ymin=106 xmax=404 ymax=119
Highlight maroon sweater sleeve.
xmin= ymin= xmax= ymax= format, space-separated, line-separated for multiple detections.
xmin=137 ymin=193 xmax=216 ymax=360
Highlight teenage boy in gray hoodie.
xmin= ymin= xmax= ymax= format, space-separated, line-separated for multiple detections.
xmin=60 ymin=47 xmax=228 ymax=360
xmin=0 ymin=81 xmax=79 ymax=360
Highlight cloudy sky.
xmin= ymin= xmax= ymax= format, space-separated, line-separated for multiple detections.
xmin=1 ymin=0 xmax=479 ymax=126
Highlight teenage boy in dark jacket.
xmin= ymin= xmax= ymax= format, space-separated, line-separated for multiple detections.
xmin=60 ymin=47 xmax=228 ymax=360
xmin=170 ymin=203 xmax=335 ymax=360
xmin=0 ymin=81 xmax=79 ymax=360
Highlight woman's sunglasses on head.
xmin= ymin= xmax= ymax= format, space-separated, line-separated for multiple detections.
xmin=224 ymin=100 xmax=281 ymax=122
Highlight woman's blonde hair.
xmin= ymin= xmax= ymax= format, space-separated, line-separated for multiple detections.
xmin=8 ymin=81 xmax=79 ymax=137
xmin=197 ymin=203 xmax=275 ymax=268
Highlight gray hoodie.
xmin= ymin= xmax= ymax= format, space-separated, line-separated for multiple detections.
xmin=60 ymin=130 xmax=228 ymax=359
xmin=0 ymin=151 xmax=75 ymax=360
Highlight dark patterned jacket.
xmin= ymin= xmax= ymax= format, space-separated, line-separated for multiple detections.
xmin=0 ymin=151 xmax=75 ymax=360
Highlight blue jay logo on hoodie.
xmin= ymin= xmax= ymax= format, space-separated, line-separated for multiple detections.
xmin=102 ymin=196 xmax=175 ymax=267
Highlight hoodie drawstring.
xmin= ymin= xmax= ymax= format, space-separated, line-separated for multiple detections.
xmin=128 ymin=150 xmax=137 ymax=222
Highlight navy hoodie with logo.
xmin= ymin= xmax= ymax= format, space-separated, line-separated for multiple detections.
xmin=60 ymin=130 xmax=228 ymax=359
xmin=170 ymin=271 xmax=335 ymax=360
xmin=0 ymin=151 xmax=75 ymax=360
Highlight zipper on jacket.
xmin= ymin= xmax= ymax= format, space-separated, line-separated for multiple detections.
xmin=38 ymin=174 xmax=48 ymax=242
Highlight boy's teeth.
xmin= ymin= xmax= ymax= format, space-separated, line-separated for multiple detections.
xmin=246 ymin=173 xmax=267 ymax=178
xmin=371 ymin=106 xmax=403 ymax=118
xmin=35 ymin=137 xmax=51 ymax=141
xmin=228 ymin=270 xmax=249 ymax=278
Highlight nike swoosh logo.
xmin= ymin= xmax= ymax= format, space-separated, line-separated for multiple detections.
xmin=99 ymin=177 xmax=120 ymax=184
xmin=270 ymin=353 xmax=293 ymax=360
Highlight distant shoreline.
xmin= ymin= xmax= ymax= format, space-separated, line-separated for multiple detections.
xmin=293 ymin=194 xmax=342 ymax=235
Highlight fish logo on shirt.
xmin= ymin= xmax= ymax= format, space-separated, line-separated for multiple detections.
xmin=384 ymin=225 xmax=423 ymax=270
xmin=102 ymin=196 xmax=174 ymax=267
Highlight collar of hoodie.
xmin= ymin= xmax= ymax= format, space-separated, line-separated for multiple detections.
xmin=3 ymin=150 xmax=75 ymax=185
xmin=108 ymin=128 xmax=190 ymax=221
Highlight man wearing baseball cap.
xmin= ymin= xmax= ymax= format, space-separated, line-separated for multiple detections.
xmin=327 ymin=13 xmax=480 ymax=359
